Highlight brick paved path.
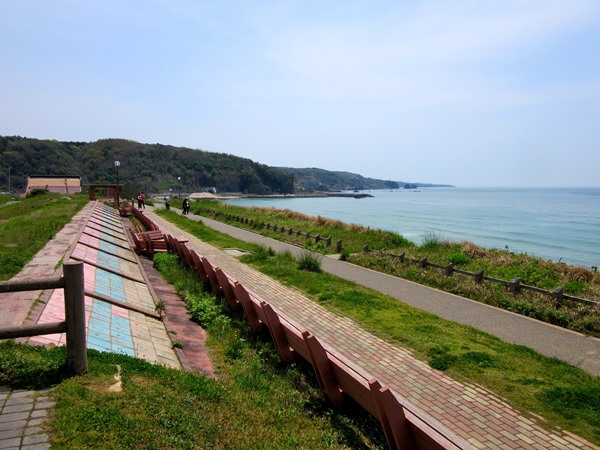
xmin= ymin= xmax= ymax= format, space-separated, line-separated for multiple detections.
xmin=25 ymin=203 xmax=180 ymax=369
xmin=147 ymin=210 xmax=598 ymax=450
xmin=0 ymin=386 xmax=54 ymax=449
xmin=1 ymin=202 xmax=213 ymax=449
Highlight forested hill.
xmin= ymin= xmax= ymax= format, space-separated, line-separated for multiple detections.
xmin=278 ymin=167 xmax=452 ymax=191
xmin=0 ymin=136 xmax=450 ymax=195
xmin=0 ymin=136 xmax=295 ymax=195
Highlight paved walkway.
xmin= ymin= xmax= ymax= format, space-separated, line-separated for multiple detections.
xmin=162 ymin=206 xmax=600 ymax=377
xmin=1 ymin=202 xmax=208 ymax=449
xmin=23 ymin=203 xmax=180 ymax=368
xmin=0 ymin=386 xmax=54 ymax=449
xmin=147 ymin=207 xmax=599 ymax=450
xmin=1 ymin=202 xmax=598 ymax=449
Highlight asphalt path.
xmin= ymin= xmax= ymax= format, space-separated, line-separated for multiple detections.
xmin=158 ymin=206 xmax=600 ymax=377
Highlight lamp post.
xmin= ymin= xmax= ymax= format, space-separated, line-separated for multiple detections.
xmin=114 ymin=161 xmax=120 ymax=205
xmin=8 ymin=167 xmax=11 ymax=193
xmin=177 ymin=176 xmax=181 ymax=198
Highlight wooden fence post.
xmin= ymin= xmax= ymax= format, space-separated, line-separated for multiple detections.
xmin=419 ymin=257 xmax=428 ymax=268
xmin=509 ymin=278 xmax=521 ymax=294
xmin=336 ymin=240 xmax=343 ymax=252
xmin=553 ymin=286 xmax=564 ymax=306
xmin=475 ymin=269 xmax=484 ymax=284
xmin=63 ymin=261 xmax=87 ymax=374
xmin=444 ymin=263 xmax=454 ymax=277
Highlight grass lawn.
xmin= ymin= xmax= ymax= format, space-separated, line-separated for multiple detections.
xmin=175 ymin=199 xmax=600 ymax=337
xmin=156 ymin=208 xmax=600 ymax=446
xmin=0 ymin=192 xmax=89 ymax=280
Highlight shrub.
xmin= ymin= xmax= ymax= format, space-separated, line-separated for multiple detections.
xmin=297 ymin=251 xmax=322 ymax=273
xmin=421 ymin=231 xmax=445 ymax=250
xmin=339 ymin=249 xmax=350 ymax=261
xmin=449 ymin=252 xmax=470 ymax=265
xmin=246 ymin=244 xmax=273 ymax=262
xmin=26 ymin=189 xmax=49 ymax=198
xmin=429 ymin=353 xmax=457 ymax=371
xmin=225 ymin=337 xmax=246 ymax=360
xmin=564 ymin=280 xmax=585 ymax=293
xmin=185 ymin=292 xmax=226 ymax=326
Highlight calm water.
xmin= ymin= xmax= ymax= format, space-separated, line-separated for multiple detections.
xmin=224 ymin=187 xmax=600 ymax=268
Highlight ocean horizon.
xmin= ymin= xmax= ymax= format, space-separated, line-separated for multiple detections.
xmin=224 ymin=186 xmax=600 ymax=269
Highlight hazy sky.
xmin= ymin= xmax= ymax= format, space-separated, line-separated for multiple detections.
xmin=1 ymin=1 xmax=599 ymax=187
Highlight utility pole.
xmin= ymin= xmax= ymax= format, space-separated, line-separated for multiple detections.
xmin=114 ymin=161 xmax=120 ymax=205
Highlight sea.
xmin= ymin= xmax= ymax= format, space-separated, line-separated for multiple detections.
xmin=224 ymin=187 xmax=600 ymax=269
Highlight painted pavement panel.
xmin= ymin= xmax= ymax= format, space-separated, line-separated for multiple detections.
xmin=28 ymin=203 xmax=180 ymax=369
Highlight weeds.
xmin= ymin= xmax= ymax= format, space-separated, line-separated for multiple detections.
xmin=297 ymin=251 xmax=322 ymax=273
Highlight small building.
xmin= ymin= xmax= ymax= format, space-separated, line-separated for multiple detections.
xmin=26 ymin=175 xmax=82 ymax=195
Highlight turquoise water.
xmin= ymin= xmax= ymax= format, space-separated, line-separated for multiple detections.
xmin=224 ymin=187 xmax=600 ymax=268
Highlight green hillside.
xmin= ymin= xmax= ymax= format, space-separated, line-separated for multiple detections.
xmin=279 ymin=167 xmax=453 ymax=191
xmin=0 ymin=136 xmax=294 ymax=196
xmin=0 ymin=136 xmax=450 ymax=196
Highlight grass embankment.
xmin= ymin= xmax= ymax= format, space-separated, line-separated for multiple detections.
xmin=177 ymin=199 xmax=600 ymax=337
xmin=0 ymin=253 xmax=384 ymax=449
xmin=156 ymin=208 xmax=600 ymax=445
xmin=0 ymin=192 xmax=89 ymax=280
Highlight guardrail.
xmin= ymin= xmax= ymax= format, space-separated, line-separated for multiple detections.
xmin=0 ymin=262 xmax=87 ymax=374
xmin=133 ymin=210 xmax=473 ymax=449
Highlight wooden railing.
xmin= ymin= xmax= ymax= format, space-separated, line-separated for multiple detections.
xmin=188 ymin=208 xmax=598 ymax=307
xmin=132 ymin=210 xmax=473 ymax=449
xmin=201 ymin=208 xmax=342 ymax=251
xmin=0 ymin=262 xmax=87 ymax=374
xmin=362 ymin=246 xmax=598 ymax=307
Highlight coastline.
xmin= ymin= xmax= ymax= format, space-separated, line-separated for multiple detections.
xmin=214 ymin=187 xmax=600 ymax=268
xmin=188 ymin=191 xmax=374 ymax=200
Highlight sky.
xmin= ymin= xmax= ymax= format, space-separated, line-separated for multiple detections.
xmin=1 ymin=1 xmax=599 ymax=187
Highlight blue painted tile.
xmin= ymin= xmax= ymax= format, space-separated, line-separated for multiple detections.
xmin=88 ymin=335 xmax=111 ymax=349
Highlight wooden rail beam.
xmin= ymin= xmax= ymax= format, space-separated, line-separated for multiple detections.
xmin=302 ymin=330 xmax=344 ymax=407
xmin=234 ymin=282 xmax=263 ymax=332
xmin=261 ymin=301 xmax=295 ymax=362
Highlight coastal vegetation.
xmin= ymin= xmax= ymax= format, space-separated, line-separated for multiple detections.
xmin=179 ymin=199 xmax=600 ymax=337
xmin=155 ymin=209 xmax=600 ymax=445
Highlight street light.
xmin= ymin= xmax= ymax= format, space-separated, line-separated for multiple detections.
xmin=177 ymin=176 xmax=181 ymax=198
xmin=114 ymin=161 xmax=120 ymax=205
